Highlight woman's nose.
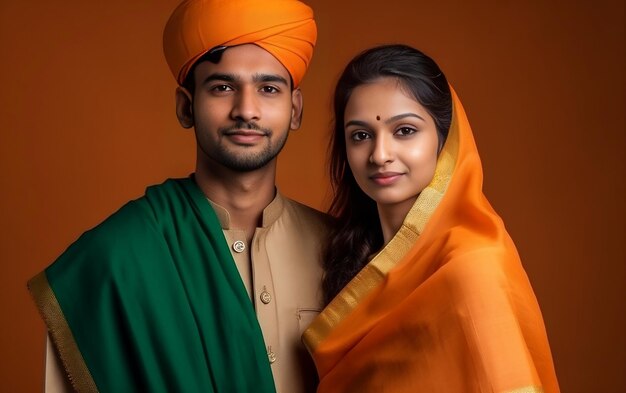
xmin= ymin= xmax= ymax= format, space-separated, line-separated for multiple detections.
xmin=369 ymin=134 xmax=394 ymax=165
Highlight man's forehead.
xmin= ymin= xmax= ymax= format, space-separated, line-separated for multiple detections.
xmin=194 ymin=44 xmax=291 ymax=82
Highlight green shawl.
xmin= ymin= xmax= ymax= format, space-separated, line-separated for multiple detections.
xmin=28 ymin=177 xmax=276 ymax=393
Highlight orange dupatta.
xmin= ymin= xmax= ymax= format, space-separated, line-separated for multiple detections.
xmin=303 ymin=89 xmax=560 ymax=392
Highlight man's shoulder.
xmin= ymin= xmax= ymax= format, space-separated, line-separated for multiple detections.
xmin=282 ymin=197 xmax=332 ymax=230
xmin=44 ymin=178 xmax=194 ymax=278
xmin=61 ymin=178 xmax=190 ymax=256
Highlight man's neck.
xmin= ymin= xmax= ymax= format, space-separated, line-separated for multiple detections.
xmin=194 ymin=161 xmax=277 ymax=244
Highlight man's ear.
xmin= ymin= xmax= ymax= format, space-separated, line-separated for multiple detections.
xmin=290 ymin=88 xmax=303 ymax=130
xmin=175 ymin=87 xmax=194 ymax=129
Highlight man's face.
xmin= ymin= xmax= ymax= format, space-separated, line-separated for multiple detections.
xmin=187 ymin=44 xmax=301 ymax=172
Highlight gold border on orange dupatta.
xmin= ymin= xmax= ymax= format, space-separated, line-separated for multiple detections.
xmin=303 ymin=89 xmax=461 ymax=353
xmin=505 ymin=387 xmax=544 ymax=393
xmin=28 ymin=272 xmax=99 ymax=393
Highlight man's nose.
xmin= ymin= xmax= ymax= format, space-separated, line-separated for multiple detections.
xmin=230 ymin=87 xmax=261 ymax=122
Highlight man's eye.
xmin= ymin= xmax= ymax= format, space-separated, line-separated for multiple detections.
xmin=261 ymin=86 xmax=279 ymax=94
xmin=211 ymin=85 xmax=232 ymax=92
xmin=351 ymin=131 xmax=370 ymax=141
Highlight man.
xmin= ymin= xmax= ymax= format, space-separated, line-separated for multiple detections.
xmin=29 ymin=0 xmax=328 ymax=392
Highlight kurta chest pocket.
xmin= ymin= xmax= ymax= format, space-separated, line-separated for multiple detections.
xmin=296 ymin=308 xmax=321 ymax=335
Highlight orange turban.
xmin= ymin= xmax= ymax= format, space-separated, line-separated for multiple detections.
xmin=163 ymin=0 xmax=317 ymax=87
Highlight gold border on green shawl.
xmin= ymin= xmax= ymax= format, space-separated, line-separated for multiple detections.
xmin=505 ymin=386 xmax=544 ymax=393
xmin=303 ymin=93 xmax=462 ymax=353
xmin=28 ymin=272 xmax=99 ymax=393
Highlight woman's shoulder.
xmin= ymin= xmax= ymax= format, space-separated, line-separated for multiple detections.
xmin=435 ymin=240 xmax=538 ymax=313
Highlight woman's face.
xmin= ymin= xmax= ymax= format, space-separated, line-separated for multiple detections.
xmin=344 ymin=77 xmax=440 ymax=210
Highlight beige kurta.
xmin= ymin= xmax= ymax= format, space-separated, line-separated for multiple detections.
xmin=45 ymin=191 xmax=329 ymax=393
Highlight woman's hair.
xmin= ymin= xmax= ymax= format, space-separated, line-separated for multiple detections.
xmin=323 ymin=44 xmax=453 ymax=304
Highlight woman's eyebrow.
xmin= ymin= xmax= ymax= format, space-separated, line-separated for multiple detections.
xmin=346 ymin=113 xmax=426 ymax=128
xmin=345 ymin=120 xmax=370 ymax=128
xmin=384 ymin=113 xmax=425 ymax=124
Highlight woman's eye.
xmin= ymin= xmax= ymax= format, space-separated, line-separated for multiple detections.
xmin=395 ymin=127 xmax=416 ymax=136
xmin=351 ymin=131 xmax=371 ymax=141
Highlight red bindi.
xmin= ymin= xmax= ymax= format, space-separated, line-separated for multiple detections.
xmin=376 ymin=115 xmax=381 ymax=121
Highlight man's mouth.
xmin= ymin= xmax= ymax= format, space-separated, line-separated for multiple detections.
xmin=222 ymin=122 xmax=269 ymax=145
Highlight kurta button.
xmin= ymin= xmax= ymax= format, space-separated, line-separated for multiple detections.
xmin=232 ymin=240 xmax=245 ymax=253
xmin=260 ymin=291 xmax=271 ymax=304
xmin=267 ymin=350 xmax=277 ymax=364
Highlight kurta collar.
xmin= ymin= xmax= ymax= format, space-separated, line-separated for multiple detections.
xmin=207 ymin=189 xmax=285 ymax=230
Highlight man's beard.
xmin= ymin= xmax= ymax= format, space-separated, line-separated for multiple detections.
xmin=203 ymin=121 xmax=290 ymax=172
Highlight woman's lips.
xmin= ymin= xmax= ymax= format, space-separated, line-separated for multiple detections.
xmin=370 ymin=172 xmax=403 ymax=186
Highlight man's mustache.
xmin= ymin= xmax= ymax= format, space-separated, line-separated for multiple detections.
xmin=220 ymin=121 xmax=271 ymax=135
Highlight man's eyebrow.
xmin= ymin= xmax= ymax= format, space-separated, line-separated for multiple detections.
xmin=253 ymin=73 xmax=289 ymax=86
xmin=200 ymin=73 xmax=289 ymax=87
xmin=201 ymin=73 xmax=238 ymax=85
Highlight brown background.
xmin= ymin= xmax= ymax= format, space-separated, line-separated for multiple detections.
xmin=1 ymin=0 xmax=624 ymax=391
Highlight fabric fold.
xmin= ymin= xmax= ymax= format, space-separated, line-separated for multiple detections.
xmin=29 ymin=177 xmax=276 ymax=393
xmin=163 ymin=0 xmax=317 ymax=86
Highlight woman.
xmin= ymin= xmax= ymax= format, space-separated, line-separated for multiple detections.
xmin=303 ymin=45 xmax=560 ymax=392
